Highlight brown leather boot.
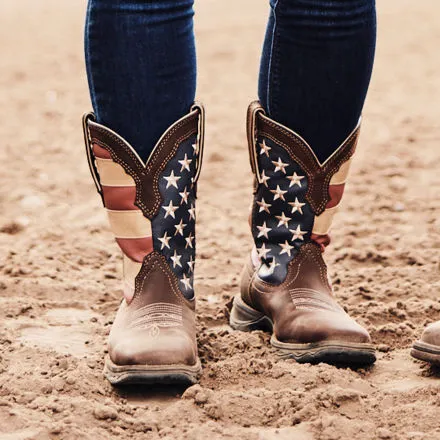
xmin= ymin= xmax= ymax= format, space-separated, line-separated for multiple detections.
xmin=411 ymin=322 xmax=440 ymax=365
xmin=82 ymin=103 xmax=205 ymax=384
xmin=229 ymin=102 xmax=376 ymax=366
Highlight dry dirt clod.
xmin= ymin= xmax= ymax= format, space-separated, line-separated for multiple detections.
xmin=377 ymin=428 xmax=393 ymax=439
xmin=93 ymin=404 xmax=118 ymax=421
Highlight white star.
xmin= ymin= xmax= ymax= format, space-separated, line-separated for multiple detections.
xmin=185 ymin=232 xmax=194 ymax=249
xmin=257 ymin=243 xmax=270 ymax=259
xmin=257 ymin=221 xmax=272 ymax=239
xmin=279 ymin=240 xmax=294 ymax=257
xmin=270 ymin=185 xmax=288 ymax=201
xmin=260 ymin=170 xmax=270 ymax=187
xmin=163 ymin=170 xmax=181 ymax=189
xmin=187 ymin=256 xmax=195 ymax=272
xmin=272 ymin=158 xmax=288 ymax=174
xmin=180 ymin=273 xmax=192 ymax=291
xmin=178 ymin=154 xmax=193 ymax=172
xmin=192 ymin=143 xmax=198 ymax=154
xmin=287 ymin=172 xmax=305 ymax=188
xmin=174 ymin=219 xmax=187 ymax=236
xmin=179 ymin=187 xmax=190 ymax=205
xmin=188 ymin=204 xmax=196 ymax=220
xmin=259 ymin=140 xmax=271 ymax=157
xmin=170 ymin=250 xmax=182 ymax=268
xmin=290 ymin=225 xmax=307 ymax=241
xmin=289 ymin=197 xmax=306 ymax=215
xmin=158 ymin=231 xmax=171 ymax=250
xmin=257 ymin=198 xmax=272 ymax=214
xmin=275 ymin=212 xmax=291 ymax=228
xmin=162 ymin=201 xmax=179 ymax=219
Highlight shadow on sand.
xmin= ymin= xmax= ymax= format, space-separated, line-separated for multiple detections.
xmin=112 ymin=383 xmax=191 ymax=405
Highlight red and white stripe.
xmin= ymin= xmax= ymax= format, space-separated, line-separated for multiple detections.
xmin=93 ymin=144 xmax=152 ymax=303
xmin=311 ymin=157 xmax=353 ymax=251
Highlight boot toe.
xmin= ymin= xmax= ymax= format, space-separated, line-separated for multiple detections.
xmin=420 ymin=321 xmax=440 ymax=347
xmin=109 ymin=329 xmax=198 ymax=367
xmin=276 ymin=310 xmax=371 ymax=345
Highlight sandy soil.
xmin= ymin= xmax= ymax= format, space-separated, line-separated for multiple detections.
xmin=0 ymin=0 xmax=440 ymax=439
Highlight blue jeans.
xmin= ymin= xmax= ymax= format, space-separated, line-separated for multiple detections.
xmin=85 ymin=0 xmax=376 ymax=162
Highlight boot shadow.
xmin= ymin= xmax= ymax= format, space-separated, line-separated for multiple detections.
xmin=112 ymin=383 xmax=190 ymax=403
xmin=424 ymin=364 xmax=440 ymax=378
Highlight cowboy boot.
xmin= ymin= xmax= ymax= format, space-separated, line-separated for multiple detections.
xmin=411 ymin=322 xmax=440 ymax=365
xmin=229 ymin=102 xmax=376 ymax=365
xmin=82 ymin=103 xmax=205 ymax=384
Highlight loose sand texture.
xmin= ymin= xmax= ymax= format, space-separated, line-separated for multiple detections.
xmin=0 ymin=0 xmax=439 ymax=439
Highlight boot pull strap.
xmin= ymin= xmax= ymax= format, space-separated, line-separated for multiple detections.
xmin=191 ymin=102 xmax=205 ymax=184
xmin=247 ymin=101 xmax=266 ymax=184
xmin=82 ymin=112 xmax=104 ymax=205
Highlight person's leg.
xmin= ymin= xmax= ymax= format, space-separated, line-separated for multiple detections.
xmin=259 ymin=0 xmax=376 ymax=162
xmin=230 ymin=0 xmax=378 ymax=366
xmin=85 ymin=0 xmax=196 ymax=161
xmin=83 ymin=0 xmax=204 ymax=385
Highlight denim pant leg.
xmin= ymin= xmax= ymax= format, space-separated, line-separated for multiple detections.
xmin=259 ymin=0 xmax=377 ymax=162
xmin=85 ymin=0 xmax=197 ymax=160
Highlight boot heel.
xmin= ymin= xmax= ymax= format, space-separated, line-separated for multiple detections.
xmin=229 ymin=296 xmax=273 ymax=332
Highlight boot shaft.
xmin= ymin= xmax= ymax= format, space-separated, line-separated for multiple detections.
xmin=82 ymin=104 xmax=205 ymax=302
xmin=246 ymin=101 xmax=360 ymax=284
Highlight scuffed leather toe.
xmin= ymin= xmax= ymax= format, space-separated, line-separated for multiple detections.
xmin=109 ymin=330 xmax=197 ymax=367
xmin=275 ymin=310 xmax=371 ymax=345
xmin=420 ymin=321 xmax=440 ymax=347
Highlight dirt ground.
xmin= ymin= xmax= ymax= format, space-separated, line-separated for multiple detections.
xmin=0 ymin=0 xmax=440 ymax=439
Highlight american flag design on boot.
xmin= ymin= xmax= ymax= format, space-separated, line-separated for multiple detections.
xmin=252 ymin=138 xmax=315 ymax=284
xmin=248 ymin=102 xmax=359 ymax=285
xmin=83 ymin=105 xmax=204 ymax=302
xmin=152 ymin=137 xmax=198 ymax=299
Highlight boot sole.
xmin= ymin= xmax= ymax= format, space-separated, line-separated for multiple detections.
xmin=411 ymin=340 xmax=440 ymax=365
xmin=230 ymin=295 xmax=376 ymax=366
xmin=103 ymin=358 xmax=202 ymax=385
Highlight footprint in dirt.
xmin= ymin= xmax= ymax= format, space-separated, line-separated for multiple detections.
xmin=17 ymin=307 xmax=99 ymax=357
